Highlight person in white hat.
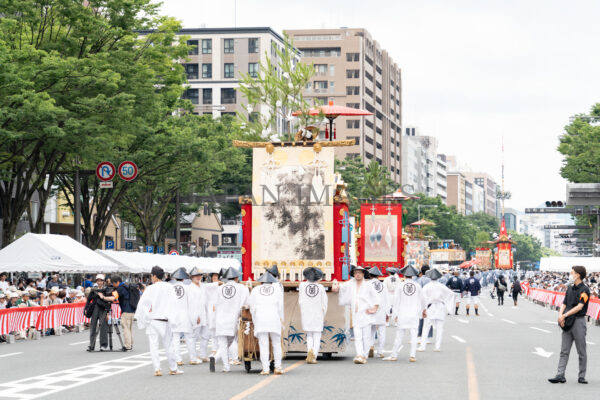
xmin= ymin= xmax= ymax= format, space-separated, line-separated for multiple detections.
xmin=0 ymin=274 xmax=9 ymax=293
xmin=250 ymin=272 xmax=284 ymax=375
xmin=333 ymin=265 xmax=379 ymax=364
xmin=0 ymin=292 xmax=7 ymax=309
xmin=186 ymin=267 xmax=208 ymax=365
xmin=134 ymin=266 xmax=180 ymax=376
xmin=299 ymin=267 xmax=328 ymax=364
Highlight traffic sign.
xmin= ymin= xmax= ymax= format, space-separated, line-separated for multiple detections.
xmin=157 ymin=246 xmax=165 ymax=254
xmin=146 ymin=245 xmax=154 ymax=253
xmin=106 ymin=240 xmax=115 ymax=249
xmin=99 ymin=181 xmax=113 ymax=189
xmin=169 ymin=250 xmax=179 ymax=255
xmin=96 ymin=162 xmax=116 ymax=182
xmin=125 ymin=241 xmax=133 ymax=250
xmin=118 ymin=161 xmax=138 ymax=181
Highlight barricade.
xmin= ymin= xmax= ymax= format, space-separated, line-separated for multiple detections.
xmin=0 ymin=303 xmax=121 ymax=337
xmin=527 ymin=288 xmax=600 ymax=320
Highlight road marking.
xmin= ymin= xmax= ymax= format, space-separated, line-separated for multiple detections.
xmin=532 ymin=347 xmax=553 ymax=358
xmin=0 ymin=352 xmax=23 ymax=358
xmin=69 ymin=340 xmax=90 ymax=346
xmin=230 ymin=360 xmax=305 ymax=400
xmin=587 ymin=341 xmax=596 ymax=345
xmin=501 ymin=319 xmax=516 ymax=325
xmin=466 ymin=347 xmax=480 ymax=400
xmin=457 ymin=318 xmax=469 ymax=324
xmin=487 ymin=313 xmax=494 ymax=317
xmin=530 ymin=327 xmax=551 ymax=333
xmin=452 ymin=336 xmax=466 ymax=343
xmin=544 ymin=320 xmax=556 ymax=325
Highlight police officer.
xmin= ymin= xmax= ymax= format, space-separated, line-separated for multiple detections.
xmin=446 ymin=271 xmax=464 ymax=315
xmin=549 ymin=266 xmax=590 ymax=385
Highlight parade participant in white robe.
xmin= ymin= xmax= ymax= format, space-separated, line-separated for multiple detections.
xmin=418 ymin=268 xmax=455 ymax=352
xmin=250 ymin=272 xmax=285 ymax=375
xmin=215 ymin=267 xmax=249 ymax=372
xmin=299 ymin=267 xmax=328 ymax=364
xmin=187 ymin=267 xmax=208 ymax=365
xmin=384 ymin=265 xmax=426 ymax=362
xmin=383 ymin=268 xmax=399 ymax=318
xmin=168 ymin=267 xmax=195 ymax=367
xmin=333 ymin=265 xmax=379 ymax=364
xmin=134 ymin=266 xmax=180 ymax=376
xmin=199 ymin=271 xmax=220 ymax=362
xmin=367 ymin=266 xmax=389 ymax=358
xmin=228 ymin=268 xmax=248 ymax=366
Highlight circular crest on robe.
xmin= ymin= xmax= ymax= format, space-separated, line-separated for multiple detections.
xmin=305 ymin=283 xmax=319 ymax=297
xmin=403 ymin=281 xmax=417 ymax=296
xmin=259 ymin=285 xmax=275 ymax=296
xmin=222 ymin=284 xmax=237 ymax=299
xmin=373 ymin=280 xmax=384 ymax=293
xmin=174 ymin=284 xmax=185 ymax=299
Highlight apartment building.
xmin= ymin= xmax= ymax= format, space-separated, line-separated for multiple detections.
xmin=160 ymin=27 xmax=295 ymax=133
xmin=401 ymin=132 xmax=440 ymax=198
xmin=436 ymin=154 xmax=448 ymax=204
xmin=446 ymin=172 xmax=466 ymax=215
xmin=464 ymin=172 xmax=499 ymax=217
xmin=286 ymin=28 xmax=403 ymax=182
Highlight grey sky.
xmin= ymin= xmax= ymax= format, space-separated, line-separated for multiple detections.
xmin=159 ymin=0 xmax=600 ymax=211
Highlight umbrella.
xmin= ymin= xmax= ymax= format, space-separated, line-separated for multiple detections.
xmin=381 ymin=188 xmax=420 ymax=201
xmin=292 ymin=100 xmax=372 ymax=142
xmin=410 ymin=219 xmax=436 ymax=226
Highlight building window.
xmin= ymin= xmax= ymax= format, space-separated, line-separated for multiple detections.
xmin=365 ymin=151 xmax=373 ymax=160
xmin=211 ymin=234 xmax=219 ymax=247
xmin=346 ymin=120 xmax=359 ymax=129
xmin=224 ymin=63 xmax=234 ymax=78
xmin=346 ymin=86 xmax=359 ymax=95
xmin=202 ymin=39 xmax=212 ymax=54
xmin=224 ymin=39 xmax=234 ymax=54
xmin=365 ymin=136 xmax=374 ymax=145
xmin=365 ymin=87 xmax=373 ymax=98
xmin=329 ymin=65 xmax=335 ymax=76
xmin=346 ymin=103 xmax=359 ymax=109
xmin=221 ymin=88 xmax=236 ymax=104
xmin=183 ymin=64 xmax=198 ymax=80
xmin=346 ymin=53 xmax=359 ymax=62
xmin=346 ymin=69 xmax=359 ymax=78
xmin=315 ymin=97 xmax=328 ymax=105
xmin=349 ymin=136 xmax=360 ymax=145
xmin=248 ymin=38 xmax=259 ymax=53
xmin=314 ymin=64 xmax=327 ymax=76
xmin=202 ymin=88 xmax=212 ymax=105
xmin=299 ymin=48 xmax=340 ymax=57
xmin=271 ymin=40 xmax=277 ymax=56
xmin=182 ymin=88 xmax=199 ymax=104
xmin=248 ymin=63 xmax=258 ymax=78
xmin=202 ymin=63 xmax=212 ymax=79
xmin=314 ymin=81 xmax=328 ymax=93
xmin=187 ymin=40 xmax=198 ymax=55
xmin=123 ymin=222 xmax=136 ymax=240
xmin=329 ymin=81 xmax=335 ymax=93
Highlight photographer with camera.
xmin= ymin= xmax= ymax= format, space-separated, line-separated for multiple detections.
xmin=86 ymin=274 xmax=112 ymax=352
xmin=110 ymin=275 xmax=139 ymax=351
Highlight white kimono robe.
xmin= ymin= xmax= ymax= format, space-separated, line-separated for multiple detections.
xmin=134 ymin=281 xmax=176 ymax=334
xmin=298 ymin=282 xmax=328 ymax=332
xmin=383 ymin=275 xmax=398 ymax=313
xmin=204 ymin=282 xmax=220 ymax=330
xmin=249 ymin=284 xmax=284 ymax=334
xmin=215 ymin=282 xmax=249 ymax=337
xmin=188 ymin=283 xmax=207 ymax=329
xmin=393 ymin=280 xmax=426 ymax=329
xmin=369 ymin=279 xmax=389 ymax=326
xmin=422 ymin=281 xmax=455 ymax=321
xmin=169 ymin=281 xmax=193 ymax=334
xmin=338 ymin=278 xmax=379 ymax=329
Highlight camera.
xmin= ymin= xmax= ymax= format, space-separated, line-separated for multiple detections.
xmin=88 ymin=286 xmax=114 ymax=310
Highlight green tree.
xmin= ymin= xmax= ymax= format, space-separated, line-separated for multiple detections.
xmin=0 ymin=0 xmax=188 ymax=246
xmin=509 ymin=231 xmax=543 ymax=263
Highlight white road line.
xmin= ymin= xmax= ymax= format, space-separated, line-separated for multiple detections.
xmin=457 ymin=318 xmax=469 ymax=324
xmin=487 ymin=313 xmax=494 ymax=317
xmin=544 ymin=320 xmax=556 ymax=325
xmin=532 ymin=347 xmax=553 ymax=358
xmin=69 ymin=341 xmax=90 ymax=346
xmin=587 ymin=341 xmax=596 ymax=345
xmin=530 ymin=327 xmax=551 ymax=334
xmin=452 ymin=335 xmax=466 ymax=343
xmin=0 ymin=352 xmax=23 ymax=358
xmin=501 ymin=319 xmax=516 ymax=325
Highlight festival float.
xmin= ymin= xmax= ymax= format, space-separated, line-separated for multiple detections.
xmin=492 ymin=218 xmax=515 ymax=270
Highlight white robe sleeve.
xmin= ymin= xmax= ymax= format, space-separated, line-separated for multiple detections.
xmin=338 ymin=281 xmax=352 ymax=306
xmin=322 ymin=284 xmax=328 ymax=316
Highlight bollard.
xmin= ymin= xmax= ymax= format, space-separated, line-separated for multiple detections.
xmin=7 ymin=334 xmax=15 ymax=344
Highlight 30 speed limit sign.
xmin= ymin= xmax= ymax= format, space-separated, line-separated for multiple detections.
xmin=118 ymin=161 xmax=138 ymax=181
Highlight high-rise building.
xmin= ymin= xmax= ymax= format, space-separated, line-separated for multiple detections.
xmin=471 ymin=182 xmax=485 ymax=213
xmin=446 ymin=172 xmax=466 ymax=215
xmin=286 ymin=28 xmax=403 ymax=182
xmin=142 ymin=27 xmax=296 ymax=133
xmin=436 ymin=154 xmax=447 ymax=204
xmin=464 ymin=172 xmax=499 ymax=217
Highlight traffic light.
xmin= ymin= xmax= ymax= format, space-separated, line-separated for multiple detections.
xmin=545 ymin=200 xmax=564 ymax=207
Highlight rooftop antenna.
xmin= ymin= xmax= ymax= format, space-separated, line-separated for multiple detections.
xmin=501 ymin=135 xmax=505 ymax=218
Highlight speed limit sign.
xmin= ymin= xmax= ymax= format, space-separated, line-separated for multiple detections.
xmin=118 ymin=161 xmax=138 ymax=181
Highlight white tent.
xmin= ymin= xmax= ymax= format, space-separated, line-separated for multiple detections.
xmin=539 ymin=256 xmax=600 ymax=273
xmin=0 ymin=233 xmax=119 ymax=273
xmin=96 ymin=250 xmax=239 ymax=274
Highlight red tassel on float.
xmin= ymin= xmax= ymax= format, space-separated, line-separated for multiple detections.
xmin=325 ymin=125 xmax=329 ymax=139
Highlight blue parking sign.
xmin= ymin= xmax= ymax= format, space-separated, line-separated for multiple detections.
xmin=157 ymin=246 xmax=165 ymax=254
xmin=146 ymin=245 xmax=154 ymax=253
xmin=125 ymin=241 xmax=133 ymax=250
xmin=106 ymin=240 xmax=114 ymax=250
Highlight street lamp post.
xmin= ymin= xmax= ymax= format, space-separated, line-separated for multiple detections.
xmin=417 ymin=204 xmax=438 ymax=231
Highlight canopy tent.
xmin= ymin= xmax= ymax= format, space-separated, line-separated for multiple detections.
xmin=0 ymin=233 xmax=118 ymax=273
xmin=96 ymin=250 xmax=240 ymax=274
xmin=539 ymin=257 xmax=600 ymax=273
xmin=410 ymin=219 xmax=436 ymax=226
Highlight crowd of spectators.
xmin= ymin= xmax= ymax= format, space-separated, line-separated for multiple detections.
xmin=525 ymin=271 xmax=600 ymax=298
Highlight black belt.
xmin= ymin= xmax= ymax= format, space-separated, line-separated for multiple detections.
xmin=153 ymin=318 xmax=168 ymax=322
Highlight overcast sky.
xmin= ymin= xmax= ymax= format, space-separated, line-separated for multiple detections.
xmin=159 ymin=0 xmax=600 ymax=211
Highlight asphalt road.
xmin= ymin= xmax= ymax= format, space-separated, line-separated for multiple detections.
xmin=1 ymin=289 xmax=599 ymax=400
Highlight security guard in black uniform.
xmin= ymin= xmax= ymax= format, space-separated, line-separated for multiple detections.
xmin=549 ymin=266 xmax=590 ymax=384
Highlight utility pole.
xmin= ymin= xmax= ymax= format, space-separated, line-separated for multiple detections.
xmin=74 ymin=167 xmax=81 ymax=243
xmin=175 ymin=188 xmax=181 ymax=252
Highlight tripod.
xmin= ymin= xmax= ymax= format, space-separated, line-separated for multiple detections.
xmin=88 ymin=306 xmax=126 ymax=352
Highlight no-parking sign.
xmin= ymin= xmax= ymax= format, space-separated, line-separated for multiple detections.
xmin=118 ymin=161 xmax=138 ymax=181
xmin=169 ymin=250 xmax=179 ymax=255
xmin=96 ymin=162 xmax=116 ymax=182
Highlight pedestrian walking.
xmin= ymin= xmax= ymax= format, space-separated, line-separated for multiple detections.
xmin=510 ymin=278 xmax=522 ymax=306
xmin=298 ymin=267 xmax=328 ymax=364
xmin=111 ymin=275 xmax=136 ymax=351
xmin=417 ymin=265 xmax=433 ymax=341
xmin=187 ymin=267 xmax=208 ymax=365
xmin=494 ymin=275 xmax=507 ymax=306
xmin=446 ymin=271 xmax=464 ymax=315
xmin=549 ymin=266 xmax=590 ymax=385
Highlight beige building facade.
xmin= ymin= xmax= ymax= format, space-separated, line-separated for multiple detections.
xmin=286 ymin=28 xmax=403 ymax=182
xmin=446 ymin=172 xmax=466 ymax=215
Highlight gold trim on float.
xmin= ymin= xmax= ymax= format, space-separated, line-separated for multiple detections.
xmin=232 ymin=139 xmax=356 ymax=148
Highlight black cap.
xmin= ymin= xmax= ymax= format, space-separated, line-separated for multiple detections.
xmin=257 ymin=272 xmax=278 ymax=284
xmin=172 ymin=267 xmax=189 ymax=280
xmin=400 ymin=265 xmax=419 ymax=277
xmin=303 ymin=267 xmax=324 ymax=282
